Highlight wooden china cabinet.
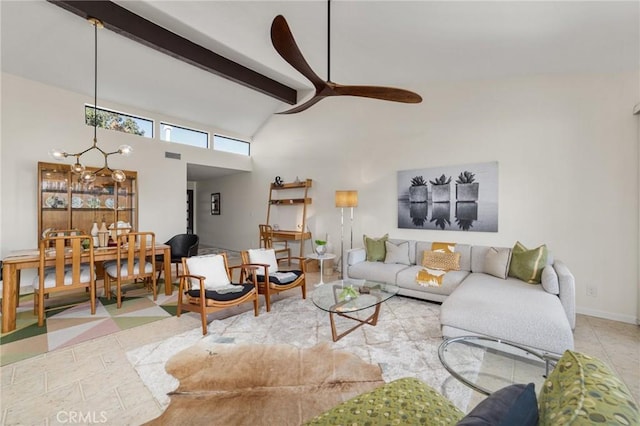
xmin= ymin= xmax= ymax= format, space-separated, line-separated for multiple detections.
xmin=37 ymin=161 xmax=138 ymax=239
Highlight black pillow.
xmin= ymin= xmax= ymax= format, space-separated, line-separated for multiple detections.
xmin=457 ymin=383 xmax=538 ymax=426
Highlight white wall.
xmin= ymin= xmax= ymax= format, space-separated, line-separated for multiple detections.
xmin=1 ymin=73 xmax=252 ymax=283
xmin=208 ymin=71 xmax=639 ymax=324
xmin=3 ymin=71 xmax=639 ymax=324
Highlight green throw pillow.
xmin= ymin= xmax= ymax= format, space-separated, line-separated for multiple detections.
xmin=304 ymin=377 xmax=464 ymax=425
xmin=508 ymin=241 xmax=547 ymax=284
xmin=539 ymin=350 xmax=639 ymax=426
xmin=363 ymin=234 xmax=388 ymax=262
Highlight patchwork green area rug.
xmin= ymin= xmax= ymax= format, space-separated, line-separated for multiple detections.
xmin=0 ymin=281 xmax=178 ymax=366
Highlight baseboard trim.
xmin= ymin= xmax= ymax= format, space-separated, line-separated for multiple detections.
xmin=576 ymin=307 xmax=638 ymax=325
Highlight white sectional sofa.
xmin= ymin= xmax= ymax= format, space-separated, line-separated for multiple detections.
xmin=346 ymin=239 xmax=575 ymax=356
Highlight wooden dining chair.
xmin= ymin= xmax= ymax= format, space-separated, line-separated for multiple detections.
xmin=44 ymin=229 xmax=82 ymax=239
xmin=33 ymin=234 xmax=96 ymax=327
xmin=241 ymin=248 xmax=307 ymax=312
xmin=20 ymin=229 xmax=87 ymax=309
xmin=178 ymin=252 xmax=259 ymax=335
xmin=104 ymin=231 xmax=156 ymax=308
xmin=259 ymin=224 xmax=291 ymax=265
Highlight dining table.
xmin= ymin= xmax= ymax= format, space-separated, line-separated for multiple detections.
xmin=1 ymin=243 xmax=172 ymax=333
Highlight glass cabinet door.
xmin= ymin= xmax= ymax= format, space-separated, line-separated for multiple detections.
xmin=114 ymin=172 xmax=137 ymax=235
xmin=70 ymin=175 xmax=116 ymax=236
xmin=38 ymin=162 xmax=138 ymax=241
xmin=39 ymin=164 xmax=71 ymax=237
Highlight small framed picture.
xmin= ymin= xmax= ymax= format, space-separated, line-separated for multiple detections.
xmin=211 ymin=193 xmax=220 ymax=215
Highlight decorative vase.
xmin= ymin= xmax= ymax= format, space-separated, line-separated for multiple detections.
xmin=325 ymin=234 xmax=333 ymax=254
xmin=91 ymin=222 xmax=99 ymax=247
xmin=98 ymin=221 xmax=109 ymax=247
xmin=315 ymin=244 xmax=327 ymax=256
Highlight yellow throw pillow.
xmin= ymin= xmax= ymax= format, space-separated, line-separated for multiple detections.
xmin=422 ymin=250 xmax=461 ymax=271
xmin=432 ymin=242 xmax=456 ymax=253
xmin=416 ymin=268 xmax=447 ymax=287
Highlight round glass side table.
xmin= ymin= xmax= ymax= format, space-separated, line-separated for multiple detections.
xmin=307 ymin=253 xmax=336 ymax=286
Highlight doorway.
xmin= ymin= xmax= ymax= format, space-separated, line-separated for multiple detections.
xmin=187 ymin=189 xmax=194 ymax=234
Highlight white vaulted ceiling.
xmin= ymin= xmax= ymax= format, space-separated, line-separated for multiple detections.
xmin=2 ymin=1 xmax=638 ymax=139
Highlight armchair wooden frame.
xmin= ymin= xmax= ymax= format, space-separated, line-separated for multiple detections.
xmin=241 ymin=251 xmax=307 ymax=313
xmin=259 ymin=224 xmax=291 ymax=265
xmin=34 ymin=234 xmax=96 ymax=327
xmin=177 ymin=252 xmax=260 ymax=335
xmin=104 ymin=231 xmax=156 ymax=309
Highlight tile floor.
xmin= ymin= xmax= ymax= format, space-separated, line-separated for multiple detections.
xmin=1 ymin=269 xmax=639 ymax=425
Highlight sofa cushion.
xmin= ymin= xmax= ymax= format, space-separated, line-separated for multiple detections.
xmin=304 ymin=377 xmax=464 ymax=425
xmin=348 ymin=261 xmax=409 ymax=285
xmin=457 ymin=383 xmax=538 ymax=426
xmin=454 ymin=244 xmax=471 ymax=271
xmin=471 ymin=245 xmax=509 ymax=273
xmin=388 ymin=239 xmax=417 ymax=264
xmin=397 ymin=266 xmax=469 ymax=297
xmin=541 ymin=265 xmax=560 ymax=295
xmin=363 ymin=234 xmax=388 ymax=262
xmin=538 ymin=350 xmax=639 ymax=426
xmin=508 ymin=241 xmax=547 ymax=284
xmin=384 ymin=240 xmax=410 ymax=265
xmin=416 ymin=241 xmax=433 ymax=267
xmin=440 ymin=273 xmax=574 ymax=355
xmin=484 ymin=247 xmax=512 ymax=279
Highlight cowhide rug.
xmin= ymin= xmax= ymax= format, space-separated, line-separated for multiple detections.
xmin=144 ymin=342 xmax=385 ymax=425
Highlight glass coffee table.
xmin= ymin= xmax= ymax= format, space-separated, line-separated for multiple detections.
xmin=312 ymin=279 xmax=399 ymax=342
xmin=438 ymin=336 xmax=559 ymax=395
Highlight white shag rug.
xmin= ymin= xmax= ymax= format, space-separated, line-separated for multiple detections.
xmin=127 ymin=293 xmax=481 ymax=412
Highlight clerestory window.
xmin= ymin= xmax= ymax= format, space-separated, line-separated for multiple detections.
xmin=213 ymin=134 xmax=250 ymax=156
xmin=84 ymin=105 xmax=153 ymax=138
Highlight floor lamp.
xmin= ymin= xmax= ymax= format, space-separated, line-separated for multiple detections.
xmin=335 ymin=190 xmax=358 ymax=279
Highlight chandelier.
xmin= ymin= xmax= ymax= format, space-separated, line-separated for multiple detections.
xmin=49 ymin=18 xmax=132 ymax=183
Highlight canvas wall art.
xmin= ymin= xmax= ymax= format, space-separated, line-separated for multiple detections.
xmin=397 ymin=161 xmax=498 ymax=232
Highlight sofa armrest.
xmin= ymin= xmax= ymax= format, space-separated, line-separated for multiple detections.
xmin=553 ymin=260 xmax=576 ymax=330
xmin=347 ymin=248 xmax=366 ymax=266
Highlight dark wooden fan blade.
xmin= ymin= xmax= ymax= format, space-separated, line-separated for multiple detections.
xmin=271 ymin=15 xmax=326 ymax=90
xmin=276 ymin=95 xmax=326 ymax=114
xmin=331 ymin=84 xmax=422 ymax=103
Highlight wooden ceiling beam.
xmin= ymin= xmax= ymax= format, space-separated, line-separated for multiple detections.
xmin=47 ymin=0 xmax=297 ymax=105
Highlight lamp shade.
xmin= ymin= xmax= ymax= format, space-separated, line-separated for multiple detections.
xmin=335 ymin=190 xmax=358 ymax=208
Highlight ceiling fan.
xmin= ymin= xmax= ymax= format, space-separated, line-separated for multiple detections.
xmin=271 ymin=1 xmax=422 ymax=114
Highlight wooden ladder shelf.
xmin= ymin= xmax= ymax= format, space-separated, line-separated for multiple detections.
xmin=266 ymin=179 xmax=312 ymax=257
